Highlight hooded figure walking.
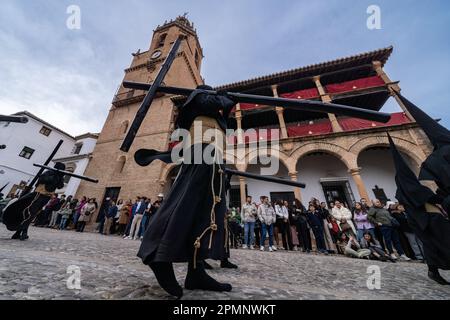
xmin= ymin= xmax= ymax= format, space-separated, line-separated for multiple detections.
xmin=388 ymin=133 xmax=450 ymax=285
xmin=136 ymin=85 xmax=236 ymax=298
xmin=395 ymin=92 xmax=450 ymax=212
xmin=3 ymin=163 xmax=66 ymax=241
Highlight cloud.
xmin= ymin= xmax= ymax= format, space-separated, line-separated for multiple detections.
xmin=0 ymin=0 xmax=449 ymax=136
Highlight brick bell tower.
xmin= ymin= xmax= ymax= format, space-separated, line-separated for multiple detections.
xmin=76 ymin=16 xmax=204 ymax=219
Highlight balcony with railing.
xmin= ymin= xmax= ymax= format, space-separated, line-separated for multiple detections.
xmin=112 ymin=89 xmax=147 ymax=107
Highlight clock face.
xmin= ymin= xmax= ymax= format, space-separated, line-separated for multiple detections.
xmin=151 ymin=50 xmax=162 ymax=59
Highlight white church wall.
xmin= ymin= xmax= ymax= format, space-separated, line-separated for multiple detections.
xmin=358 ymin=148 xmax=416 ymax=203
xmin=297 ymin=154 xmax=358 ymax=204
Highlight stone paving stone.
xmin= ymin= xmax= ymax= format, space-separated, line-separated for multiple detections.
xmin=0 ymin=225 xmax=448 ymax=300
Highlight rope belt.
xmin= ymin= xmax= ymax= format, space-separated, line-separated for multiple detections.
xmin=21 ymin=184 xmax=52 ymax=225
xmin=425 ymin=203 xmax=449 ymax=219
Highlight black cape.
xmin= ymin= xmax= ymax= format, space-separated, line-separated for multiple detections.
xmin=137 ymin=87 xmax=236 ymax=264
xmin=2 ymin=169 xmax=65 ymax=231
xmin=396 ymin=92 xmax=450 ymax=200
xmin=388 ymin=133 xmax=450 ymax=269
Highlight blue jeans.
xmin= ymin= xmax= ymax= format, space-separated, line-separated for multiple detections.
xmin=124 ymin=214 xmax=134 ymax=236
xmin=260 ymin=223 xmax=274 ymax=247
xmin=244 ymin=222 xmax=255 ymax=246
xmin=380 ymin=226 xmax=404 ymax=255
xmin=59 ymin=217 xmax=68 ymax=230
xmin=98 ymin=217 xmax=105 ymax=233
xmin=356 ymin=228 xmax=376 ymax=242
xmin=311 ymin=225 xmax=326 ymax=251
xmin=138 ymin=214 xmax=149 ymax=237
xmin=73 ymin=212 xmax=80 ymax=225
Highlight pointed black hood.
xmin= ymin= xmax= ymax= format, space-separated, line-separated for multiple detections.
xmin=387 ymin=133 xmax=435 ymax=208
xmin=0 ymin=183 xmax=8 ymax=193
xmin=395 ymin=91 xmax=450 ymax=149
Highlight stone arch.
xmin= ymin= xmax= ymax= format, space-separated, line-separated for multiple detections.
xmin=158 ymin=163 xmax=180 ymax=184
xmin=290 ymin=142 xmax=357 ymax=170
xmin=120 ymin=120 xmax=129 ymax=135
xmin=241 ymin=147 xmax=291 ymax=173
xmin=349 ymin=135 xmax=426 ymax=169
xmin=157 ymin=33 xmax=167 ymax=48
xmin=116 ymin=155 xmax=127 ymax=174
xmin=195 ymin=50 xmax=200 ymax=68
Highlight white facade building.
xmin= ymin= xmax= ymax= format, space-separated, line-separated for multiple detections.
xmin=0 ymin=111 xmax=98 ymax=197
xmin=53 ymin=133 xmax=98 ymax=196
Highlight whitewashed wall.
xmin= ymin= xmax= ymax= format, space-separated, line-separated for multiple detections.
xmin=358 ymin=148 xmax=416 ymax=202
xmin=55 ymin=136 xmax=98 ymax=196
xmin=296 ymin=153 xmax=358 ymax=203
xmin=0 ymin=115 xmax=75 ymax=195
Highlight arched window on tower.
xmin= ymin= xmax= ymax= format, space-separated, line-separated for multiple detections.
xmin=116 ymin=156 xmax=126 ymax=174
xmin=120 ymin=120 xmax=129 ymax=135
xmin=157 ymin=33 xmax=167 ymax=48
xmin=195 ymin=50 xmax=200 ymax=69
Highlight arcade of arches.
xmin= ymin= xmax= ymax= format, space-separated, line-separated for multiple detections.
xmin=159 ymin=127 xmax=430 ymax=208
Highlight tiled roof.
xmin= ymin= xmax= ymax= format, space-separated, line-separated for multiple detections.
xmin=215 ymin=46 xmax=393 ymax=92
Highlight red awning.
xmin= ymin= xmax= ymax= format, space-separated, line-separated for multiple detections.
xmin=287 ymin=120 xmax=333 ymax=137
xmin=338 ymin=112 xmax=410 ymax=131
xmin=239 ymin=103 xmax=267 ymax=111
xmin=325 ymin=76 xmax=385 ymax=94
xmin=171 ymin=112 xmax=410 ymax=146
xmin=280 ymin=88 xmax=319 ymax=100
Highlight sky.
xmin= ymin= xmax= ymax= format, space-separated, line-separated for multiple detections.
xmin=0 ymin=0 xmax=449 ymax=136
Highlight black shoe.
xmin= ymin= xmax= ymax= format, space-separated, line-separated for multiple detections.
xmin=185 ymin=261 xmax=232 ymax=292
xmin=428 ymin=271 xmax=450 ymax=285
xmin=149 ymin=262 xmax=183 ymax=298
xmin=203 ymin=261 xmax=214 ymax=270
xmin=20 ymin=233 xmax=29 ymax=241
xmin=11 ymin=231 xmax=21 ymax=240
xmin=220 ymin=260 xmax=238 ymax=269
xmin=388 ymin=256 xmax=397 ymax=263
xmin=380 ymin=256 xmax=388 ymax=262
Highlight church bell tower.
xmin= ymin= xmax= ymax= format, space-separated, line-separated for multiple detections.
xmin=76 ymin=16 xmax=204 ymax=219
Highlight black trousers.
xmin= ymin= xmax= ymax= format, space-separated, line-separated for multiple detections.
xmin=277 ymin=221 xmax=292 ymax=250
xmin=311 ymin=225 xmax=326 ymax=251
xmin=296 ymin=221 xmax=311 ymax=250
xmin=117 ymin=224 xmax=126 ymax=235
xmin=254 ymin=225 xmax=261 ymax=246
xmin=77 ymin=221 xmax=87 ymax=232
xmin=374 ymin=227 xmax=386 ymax=250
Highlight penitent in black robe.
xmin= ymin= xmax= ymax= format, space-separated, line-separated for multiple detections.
xmin=3 ymin=169 xmax=65 ymax=232
xmin=137 ymin=87 xmax=236 ymax=264
xmin=388 ymin=133 xmax=450 ymax=270
xmin=395 ymin=92 xmax=450 ymax=211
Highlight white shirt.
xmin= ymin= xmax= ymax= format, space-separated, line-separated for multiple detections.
xmin=275 ymin=205 xmax=288 ymax=219
xmin=135 ymin=201 xmax=142 ymax=213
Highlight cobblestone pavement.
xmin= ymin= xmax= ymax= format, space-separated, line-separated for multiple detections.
xmin=0 ymin=225 xmax=448 ymax=300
